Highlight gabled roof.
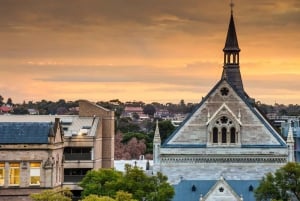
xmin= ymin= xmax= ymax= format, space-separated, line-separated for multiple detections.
xmin=162 ymin=79 xmax=224 ymax=147
xmin=202 ymin=177 xmax=242 ymax=201
xmin=162 ymin=78 xmax=286 ymax=148
xmin=172 ymin=179 xmax=259 ymax=201
xmin=0 ymin=122 xmax=51 ymax=144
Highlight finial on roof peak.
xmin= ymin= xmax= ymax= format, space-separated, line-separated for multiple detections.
xmin=230 ymin=0 xmax=234 ymax=14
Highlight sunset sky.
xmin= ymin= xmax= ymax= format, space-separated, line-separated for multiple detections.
xmin=0 ymin=0 xmax=299 ymax=105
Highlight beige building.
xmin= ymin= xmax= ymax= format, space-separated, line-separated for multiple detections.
xmin=0 ymin=100 xmax=115 ymax=201
xmin=0 ymin=119 xmax=64 ymax=201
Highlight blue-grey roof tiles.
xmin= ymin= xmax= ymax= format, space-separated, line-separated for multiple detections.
xmin=0 ymin=122 xmax=52 ymax=144
xmin=173 ymin=180 xmax=260 ymax=201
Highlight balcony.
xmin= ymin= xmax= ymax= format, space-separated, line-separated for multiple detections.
xmin=64 ymin=175 xmax=85 ymax=183
xmin=64 ymin=153 xmax=91 ymax=161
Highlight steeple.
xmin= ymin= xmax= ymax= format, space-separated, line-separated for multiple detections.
xmin=221 ymin=2 xmax=244 ymax=95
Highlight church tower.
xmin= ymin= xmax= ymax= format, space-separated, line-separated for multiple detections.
xmin=221 ymin=6 xmax=244 ymax=95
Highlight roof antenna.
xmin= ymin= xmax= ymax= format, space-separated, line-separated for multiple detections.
xmin=230 ymin=0 xmax=234 ymax=14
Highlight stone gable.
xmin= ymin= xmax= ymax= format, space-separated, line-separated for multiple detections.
xmin=165 ymin=80 xmax=284 ymax=146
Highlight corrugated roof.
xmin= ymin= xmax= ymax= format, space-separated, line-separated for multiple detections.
xmin=173 ymin=180 xmax=259 ymax=201
xmin=0 ymin=122 xmax=51 ymax=144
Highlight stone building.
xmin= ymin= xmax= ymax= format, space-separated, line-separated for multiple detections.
xmin=0 ymin=119 xmax=64 ymax=201
xmin=153 ymin=8 xmax=292 ymax=201
xmin=0 ymin=100 xmax=115 ymax=200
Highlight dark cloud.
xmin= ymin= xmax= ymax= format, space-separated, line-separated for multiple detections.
xmin=0 ymin=0 xmax=298 ymax=33
xmin=0 ymin=0 xmax=298 ymax=104
xmin=0 ymin=0 xmax=298 ymax=58
xmin=245 ymin=74 xmax=300 ymax=92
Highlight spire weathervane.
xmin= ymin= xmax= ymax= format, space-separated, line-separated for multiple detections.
xmin=230 ymin=0 xmax=234 ymax=14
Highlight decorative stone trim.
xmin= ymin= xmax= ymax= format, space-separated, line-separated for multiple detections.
xmin=160 ymin=155 xmax=287 ymax=163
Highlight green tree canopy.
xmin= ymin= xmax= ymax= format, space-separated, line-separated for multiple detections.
xmin=143 ymin=104 xmax=156 ymax=116
xmin=80 ymin=168 xmax=123 ymax=197
xmin=30 ymin=188 xmax=72 ymax=201
xmin=157 ymin=120 xmax=176 ymax=143
xmin=81 ymin=194 xmax=115 ymax=201
xmin=255 ymin=162 xmax=300 ymax=201
xmin=81 ymin=191 xmax=138 ymax=201
xmin=80 ymin=165 xmax=174 ymax=201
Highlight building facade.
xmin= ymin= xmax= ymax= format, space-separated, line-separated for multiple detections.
xmin=0 ymin=119 xmax=64 ymax=201
xmin=0 ymin=100 xmax=115 ymax=200
xmin=153 ymin=9 xmax=291 ymax=201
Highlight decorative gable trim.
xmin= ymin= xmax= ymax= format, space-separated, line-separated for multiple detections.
xmin=162 ymin=79 xmax=225 ymax=146
xmin=206 ymin=103 xmax=242 ymax=126
xmin=201 ymin=177 xmax=242 ymax=201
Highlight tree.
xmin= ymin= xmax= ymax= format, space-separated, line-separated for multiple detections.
xmin=12 ymin=105 xmax=29 ymax=114
xmin=0 ymin=95 xmax=3 ymax=105
xmin=80 ymin=165 xmax=174 ymax=201
xmin=143 ymin=104 xmax=156 ymax=116
xmin=124 ymin=137 xmax=146 ymax=159
xmin=255 ymin=162 xmax=300 ymax=201
xmin=115 ymin=132 xmax=148 ymax=160
xmin=81 ymin=191 xmax=137 ymax=201
xmin=81 ymin=195 xmax=115 ymax=201
xmin=6 ymin=97 xmax=13 ymax=106
xmin=80 ymin=169 xmax=123 ymax=197
xmin=117 ymin=117 xmax=140 ymax=133
xmin=157 ymin=120 xmax=176 ymax=143
xmin=115 ymin=191 xmax=138 ymax=201
xmin=30 ymin=188 xmax=72 ymax=201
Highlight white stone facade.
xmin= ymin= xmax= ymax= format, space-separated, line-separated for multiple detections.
xmin=154 ymin=80 xmax=288 ymax=186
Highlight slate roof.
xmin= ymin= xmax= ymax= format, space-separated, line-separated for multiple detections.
xmin=173 ymin=179 xmax=260 ymax=201
xmin=0 ymin=122 xmax=51 ymax=144
xmin=162 ymin=78 xmax=287 ymax=148
xmin=0 ymin=115 xmax=99 ymax=137
xmin=223 ymin=13 xmax=240 ymax=52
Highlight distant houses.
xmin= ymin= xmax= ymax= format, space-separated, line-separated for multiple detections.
xmin=0 ymin=105 xmax=12 ymax=114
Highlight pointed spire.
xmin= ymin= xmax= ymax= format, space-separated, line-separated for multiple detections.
xmin=153 ymin=120 xmax=161 ymax=172
xmin=221 ymin=1 xmax=244 ymax=95
xmin=287 ymin=120 xmax=295 ymax=162
xmin=154 ymin=120 xmax=161 ymax=143
xmin=223 ymin=12 xmax=240 ymax=52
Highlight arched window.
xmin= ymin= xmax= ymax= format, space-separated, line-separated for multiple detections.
xmin=230 ymin=127 xmax=236 ymax=143
xmin=213 ymin=127 xmax=218 ymax=143
xmin=222 ymin=127 xmax=227 ymax=143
